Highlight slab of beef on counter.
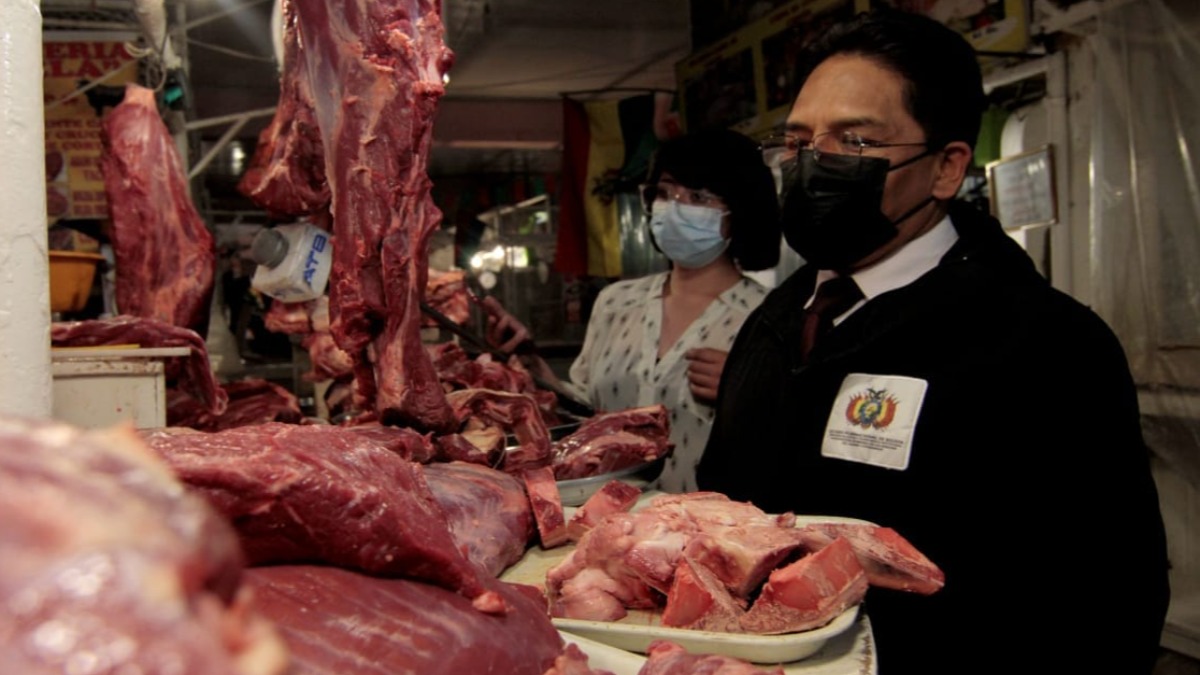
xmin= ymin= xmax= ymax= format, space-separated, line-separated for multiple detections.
xmin=51 ymin=316 xmax=229 ymax=417
xmin=244 ymin=566 xmax=564 ymax=675
xmin=140 ymin=422 xmax=504 ymax=610
xmin=0 ymin=415 xmax=286 ymax=674
xmin=424 ymin=461 xmax=535 ymax=577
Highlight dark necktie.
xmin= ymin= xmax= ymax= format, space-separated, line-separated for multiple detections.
xmin=799 ymin=276 xmax=864 ymax=364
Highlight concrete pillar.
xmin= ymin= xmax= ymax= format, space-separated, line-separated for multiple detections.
xmin=0 ymin=0 xmax=52 ymax=418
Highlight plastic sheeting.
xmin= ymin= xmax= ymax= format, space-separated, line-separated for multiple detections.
xmin=1091 ymin=0 xmax=1200 ymax=485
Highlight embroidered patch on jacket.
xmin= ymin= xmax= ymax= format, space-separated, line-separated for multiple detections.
xmin=821 ymin=373 xmax=929 ymax=471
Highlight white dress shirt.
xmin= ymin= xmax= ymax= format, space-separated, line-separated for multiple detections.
xmin=807 ymin=214 xmax=958 ymax=324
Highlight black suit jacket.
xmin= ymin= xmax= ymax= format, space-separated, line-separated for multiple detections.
xmin=698 ymin=202 xmax=1169 ymax=674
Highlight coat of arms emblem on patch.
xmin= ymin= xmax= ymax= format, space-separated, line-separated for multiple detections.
xmin=845 ymin=388 xmax=899 ymax=429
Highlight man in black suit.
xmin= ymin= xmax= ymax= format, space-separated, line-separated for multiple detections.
xmin=698 ymin=9 xmax=1169 ymax=673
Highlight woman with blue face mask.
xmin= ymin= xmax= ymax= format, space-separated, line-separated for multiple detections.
xmin=482 ymin=129 xmax=781 ymax=492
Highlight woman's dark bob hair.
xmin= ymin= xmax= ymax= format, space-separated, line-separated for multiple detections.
xmin=643 ymin=128 xmax=782 ymax=271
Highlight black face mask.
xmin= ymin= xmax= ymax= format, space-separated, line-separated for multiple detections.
xmin=780 ymin=149 xmax=934 ymax=272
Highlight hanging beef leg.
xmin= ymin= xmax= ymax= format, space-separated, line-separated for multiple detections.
xmin=292 ymin=0 xmax=456 ymax=431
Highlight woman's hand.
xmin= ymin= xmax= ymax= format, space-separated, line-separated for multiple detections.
xmin=480 ymin=296 xmax=534 ymax=355
xmin=685 ymin=348 xmax=728 ymax=404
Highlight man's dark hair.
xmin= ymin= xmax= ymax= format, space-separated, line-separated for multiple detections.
xmin=797 ymin=9 xmax=986 ymax=150
xmin=643 ymin=129 xmax=781 ymax=271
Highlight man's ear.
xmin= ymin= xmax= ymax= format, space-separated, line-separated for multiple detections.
xmin=930 ymin=141 xmax=973 ymax=200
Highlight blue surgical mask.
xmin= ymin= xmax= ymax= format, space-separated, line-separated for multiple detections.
xmin=649 ymin=200 xmax=730 ymax=269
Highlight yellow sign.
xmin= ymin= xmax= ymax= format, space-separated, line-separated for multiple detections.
xmin=43 ymin=38 xmax=139 ymax=223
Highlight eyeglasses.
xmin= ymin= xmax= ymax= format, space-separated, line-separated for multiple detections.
xmin=759 ymin=131 xmax=928 ymax=168
xmin=638 ymin=182 xmax=726 ymax=210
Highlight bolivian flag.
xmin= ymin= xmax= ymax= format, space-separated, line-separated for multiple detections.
xmin=557 ymin=93 xmax=678 ymax=278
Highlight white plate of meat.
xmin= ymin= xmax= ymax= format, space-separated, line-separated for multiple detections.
xmin=503 ymin=493 xmax=941 ymax=669
xmin=554 ymin=604 xmax=860 ymax=665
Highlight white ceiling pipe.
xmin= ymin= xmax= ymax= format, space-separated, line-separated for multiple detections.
xmin=0 ymin=0 xmax=52 ymax=418
xmin=132 ymin=0 xmax=181 ymax=69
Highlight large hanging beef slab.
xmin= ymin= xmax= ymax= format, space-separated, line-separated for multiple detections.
xmin=291 ymin=0 xmax=455 ymax=431
xmin=101 ymin=84 xmax=215 ymax=334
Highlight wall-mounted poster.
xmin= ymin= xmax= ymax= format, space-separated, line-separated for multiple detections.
xmin=986 ymin=145 xmax=1057 ymax=230
xmin=43 ymin=34 xmax=139 ymax=224
xmin=680 ymin=43 xmax=759 ymax=133
xmin=677 ymin=0 xmax=867 ymax=139
xmin=677 ymin=0 xmax=1027 ymax=139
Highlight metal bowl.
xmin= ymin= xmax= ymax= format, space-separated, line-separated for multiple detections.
xmin=555 ymin=455 xmax=665 ymax=507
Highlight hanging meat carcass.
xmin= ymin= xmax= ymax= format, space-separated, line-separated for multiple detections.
xmin=101 ymin=84 xmax=216 ymax=334
xmin=237 ymin=0 xmax=330 ymax=218
xmin=291 ymin=0 xmax=456 ymax=431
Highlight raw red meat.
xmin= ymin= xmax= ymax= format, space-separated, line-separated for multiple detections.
xmin=0 ymin=416 xmax=286 ymax=674
xmin=551 ymin=567 xmax=651 ymax=622
xmin=423 ymin=268 xmax=470 ymax=327
xmin=524 ymin=466 xmax=570 ymax=549
xmin=795 ymin=522 xmax=945 ymax=595
xmin=244 ymin=566 xmax=563 ymax=675
xmin=429 ymin=340 xmax=471 ymax=371
xmin=568 ymin=480 xmax=643 ymax=542
xmin=544 ymin=643 xmax=617 ymax=675
xmin=547 ymin=494 xmax=796 ymax=623
xmin=681 ymin=524 xmax=805 ymax=599
xmin=660 ymin=556 xmax=746 ymax=632
xmin=101 ymin=84 xmax=215 ymax=333
xmin=52 ymin=316 xmax=228 ymax=416
xmin=553 ymin=405 xmax=673 ymax=480
xmin=168 ymin=378 xmax=304 ymax=430
xmin=343 ymin=422 xmax=436 ymax=463
xmin=291 ymin=0 xmax=456 ymax=430
xmin=430 ymin=342 xmax=562 ymax=426
xmin=435 ymin=428 xmax=505 ymax=466
xmin=424 ymin=461 xmax=534 ymax=576
xmin=638 ymin=641 xmax=784 ymax=675
xmin=301 ymin=331 xmax=355 ymax=380
xmin=262 ymin=297 xmax=355 ymax=383
xmin=740 ymin=537 xmax=868 ymax=635
xmin=304 ymin=297 xmax=354 ymax=381
xmin=263 ymin=299 xmax=315 ymax=335
xmin=447 ymin=388 xmax=552 ymax=473
xmin=142 ymin=422 xmax=498 ymax=609
xmin=237 ymin=0 xmax=330 ymax=218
